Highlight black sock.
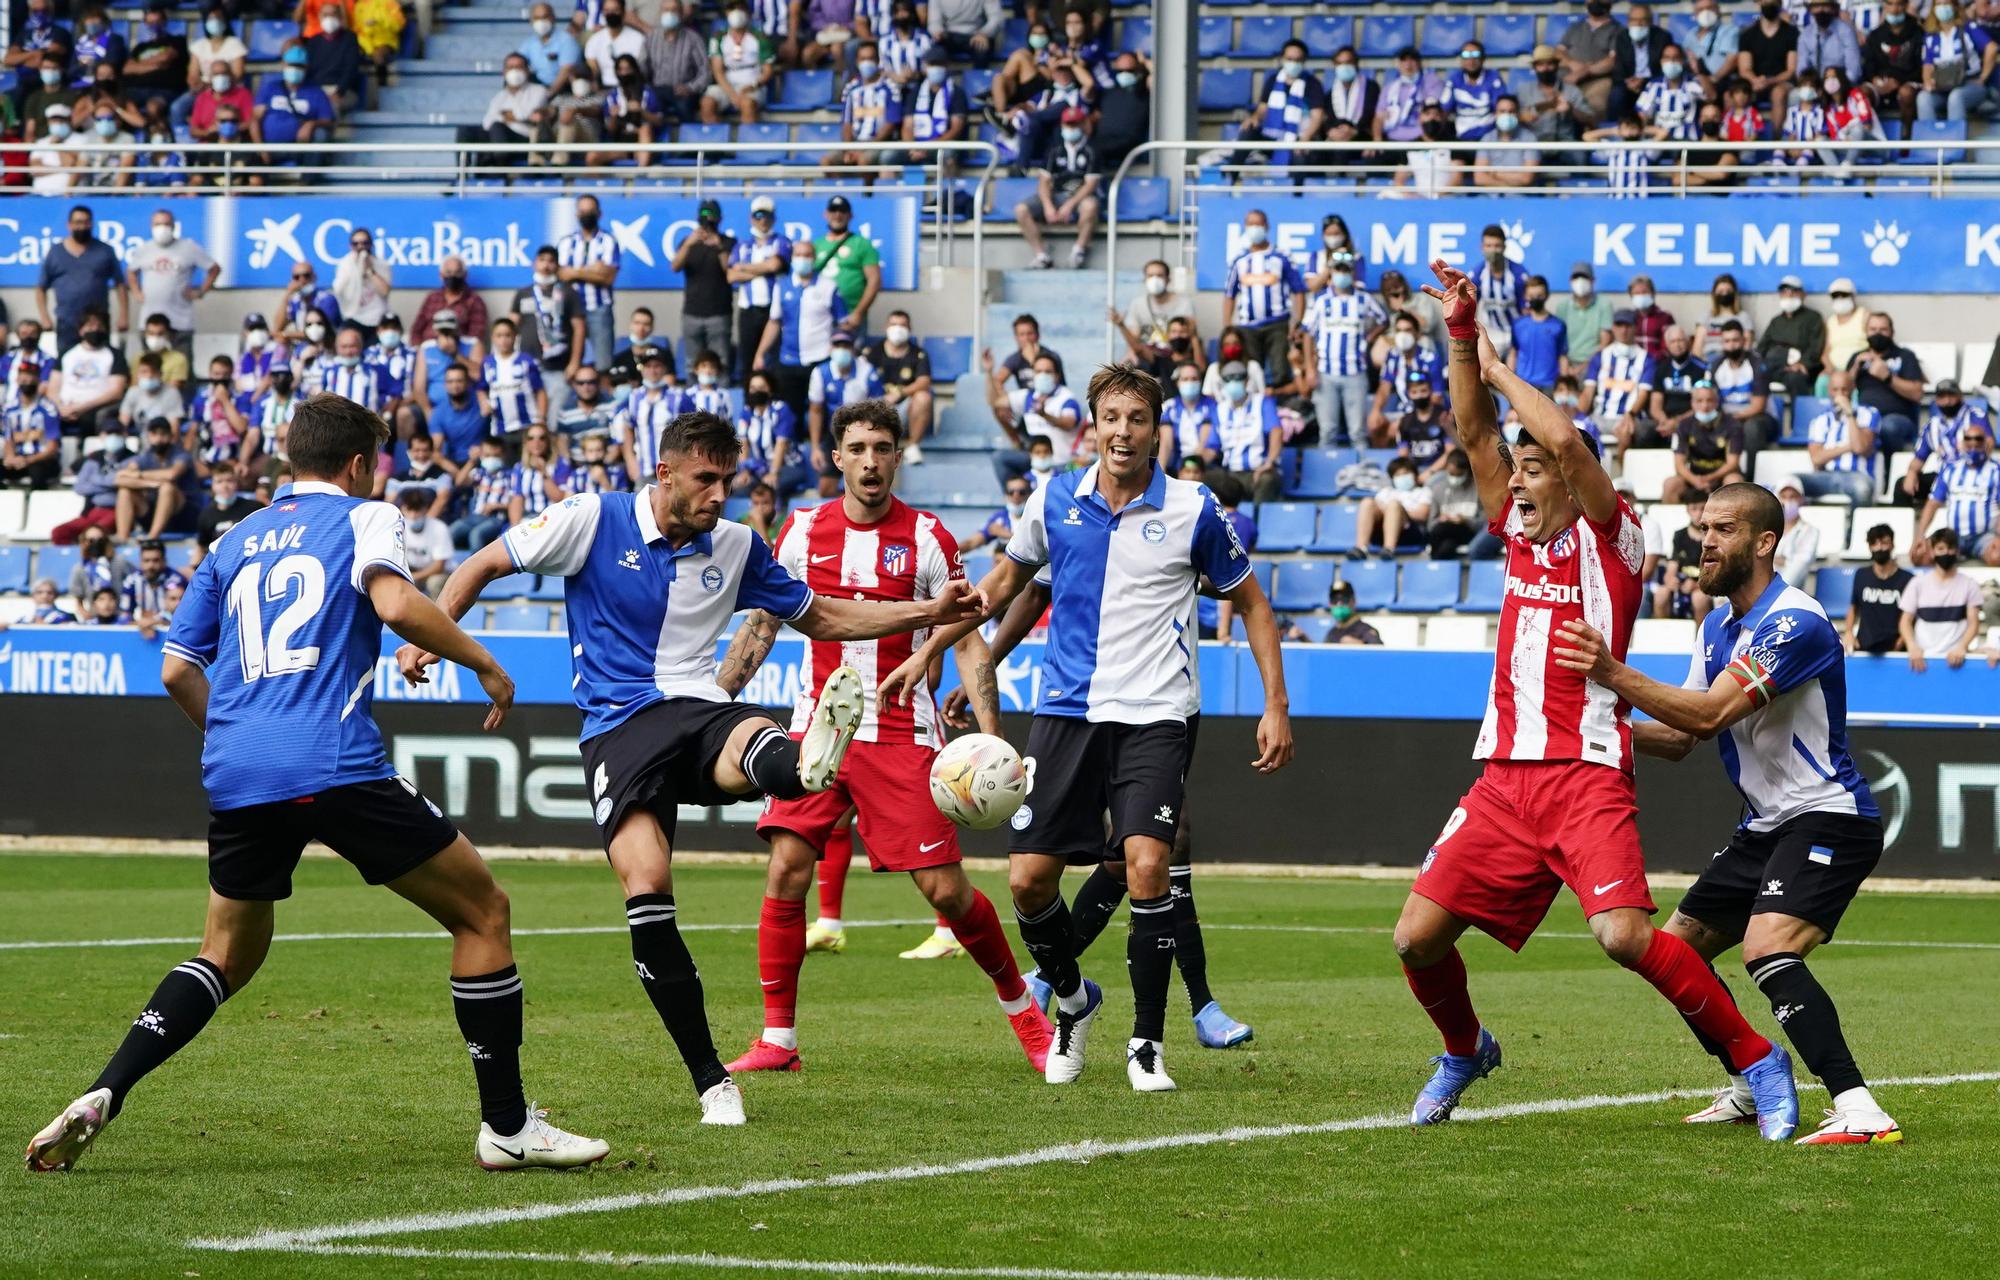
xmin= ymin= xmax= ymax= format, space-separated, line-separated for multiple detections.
xmin=1127 ymin=893 xmax=1176 ymax=1043
xmin=1747 ymin=951 xmax=1866 ymax=1097
xmin=451 ymin=964 xmax=529 ymax=1135
xmin=1016 ymin=895 xmax=1081 ymax=999
xmin=742 ymin=725 xmax=807 ymax=800
xmin=90 ymin=957 xmax=229 ymax=1119
xmin=1680 ymin=961 xmax=1741 ymax=1077
xmin=1168 ymin=865 xmax=1216 ymax=1014
xmin=1068 ymin=864 xmax=1128 ymax=956
xmin=626 ymin=895 xmax=728 ymax=1094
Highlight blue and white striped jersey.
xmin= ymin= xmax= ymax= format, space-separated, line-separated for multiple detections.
xmin=908 ymin=77 xmax=964 ymax=141
xmin=688 ymin=385 xmax=732 ymax=419
xmin=881 ymin=26 xmax=932 ymax=79
xmin=841 ymin=77 xmax=903 ymax=142
xmin=1597 ymin=143 xmax=1660 ymax=197
xmin=1686 ymin=578 xmax=1877 ymax=833
xmin=736 ymin=401 xmax=799 ymax=473
xmin=468 ymin=463 xmax=515 ymax=515
xmin=750 ymin=0 xmax=788 ymax=38
xmin=162 ymin=481 xmax=412 ymax=810
xmin=555 ymin=456 xmax=631 ymax=495
xmin=1807 ymin=403 xmax=1880 ymax=473
xmin=1475 ymin=258 xmax=1530 ymax=326
xmin=482 ymin=351 xmax=546 ymax=433
xmin=318 ymin=359 xmax=386 ymax=414
xmin=510 ymin=462 xmax=556 ymax=518
xmin=1382 ymin=347 xmax=1444 ymax=415
xmin=1004 ymin=464 xmax=1249 ymax=724
xmin=366 ymin=342 xmax=415 ymax=398
xmin=1930 ymin=455 xmax=2000 ymax=543
xmin=1637 ymin=77 xmax=1701 ymax=140
xmin=1914 ymin=399 xmax=1992 ymax=467
xmin=1584 ymin=344 xmax=1655 ymax=421
xmin=502 ymin=489 xmax=814 ymax=737
xmin=729 ymin=230 xmax=793 ymax=310
xmin=4 ymin=398 xmax=60 ymax=455
xmin=1225 ymin=247 xmax=1303 ymax=329
xmin=1216 ymin=393 xmax=1280 ymax=470
xmin=1443 ymin=67 xmax=1506 ymax=138
xmin=1256 ymin=70 xmax=1326 ymax=145
xmin=558 ymin=227 xmax=621 ymax=310
xmin=1161 ymin=394 xmax=1223 ymax=472
xmin=615 ymin=385 xmax=687 ymax=481
xmin=808 ymin=358 xmax=887 ymax=413
xmin=1302 ymin=287 xmax=1386 ymax=377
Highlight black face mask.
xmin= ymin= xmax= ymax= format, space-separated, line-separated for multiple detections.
xmin=1935 ymin=554 xmax=1959 ymax=571
xmin=272 ymin=374 xmax=294 ymax=395
xmin=80 ymin=330 xmax=106 ymax=348
xmin=1724 ymin=348 xmax=1746 ymax=362
xmin=1868 ymin=333 xmax=1894 ymax=353
xmin=1715 ymin=291 xmax=1736 ymax=307
xmin=442 ymin=273 xmax=465 ymax=288
xmin=745 ymin=390 xmax=770 ymax=408
xmin=1421 ymin=119 xmax=1451 ymax=140
xmin=1871 ymin=548 xmax=1894 ymax=565
xmin=1168 ymin=337 xmax=1191 ymax=354
xmin=1760 ymin=1 xmax=1782 ymax=18
xmin=604 ymin=10 xmax=622 ymax=27
xmin=449 ymin=388 xmax=469 ymax=403
xmin=1587 ymin=0 xmax=1611 ymax=16
xmin=577 ymin=212 xmax=599 ymax=232
xmin=17 ymin=382 xmax=37 ymax=397
xmin=1526 ymin=295 xmax=1547 ymax=311
xmin=1535 ymin=68 xmax=1558 ymax=85
xmin=1700 ymin=119 xmax=1721 ymax=138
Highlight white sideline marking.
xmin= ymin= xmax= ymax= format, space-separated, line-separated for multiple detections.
xmin=0 ymin=920 xmax=934 ymax=952
xmin=191 ymin=1071 xmax=2000 ymax=1255
xmin=262 ymin=1244 xmax=1265 ymax=1280
xmin=9 ymin=920 xmax=2000 ymax=953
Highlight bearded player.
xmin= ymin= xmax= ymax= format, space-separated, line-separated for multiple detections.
xmin=1554 ymin=482 xmax=1899 ymax=1145
xmin=1392 ymin=261 xmax=1800 ymax=1139
xmin=719 ymin=399 xmax=1055 ymax=1075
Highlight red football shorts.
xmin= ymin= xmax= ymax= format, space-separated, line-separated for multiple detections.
xmin=1412 ymin=759 xmax=1656 ymax=952
xmin=759 ymin=739 xmax=961 ymax=871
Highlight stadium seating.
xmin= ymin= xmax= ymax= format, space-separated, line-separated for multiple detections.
xmin=36 ymin=544 xmax=80 ymax=588
xmin=1631 ymin=618 xmax=1697 ymax=654
xmin=1622 ymin=451 xmax=1677 ymax=503
xmin=1308 ymin=503 xmax=1360 ymax=554
xmin=18 ymin=492 xmax=82 ymax=542
xmin=1234 ymin=16 xmax=1293 ymax=58
xmin=1461 ymin=561 xmax=1505 ymax=613
xmin=0 ymin=490 xmax=24 ymax=537
xmin=1257 ymin=502 xmax=1318 ymax=552
xmin=1358 ymin=16 xmax=1416 ymax=57
xmin=1423 ymin=615 xmax=1489 ymax=650
xmin=1390 ymin=559 xmax=1460 ymax=613
xmin=1420 ymin=14 xmax=1476 ymax=57
xmin=1815 ymin=566 xmax=1857 ymax=619
xmin=1198 ymin=16 xmax=1232 ymax=58
xmin=0 ymin=545 xmax=29 ymax=593
xmin=1273 ymin=560 xmax=1336 ymax=612
xmin=1300 ymin=17 xmax=1352 ymax=58
xmin=1199 ymin=70 xmax=1253 ymax=111
xmin=1843 ymin=508 xmax=1913 ymax=559
xmin=924 ymin=337 xmax=972 ymax=385
xmin=1339 ymin=559 xmax=1396 ymax=612
xmin=1483 ymin=14 xmax=1538 ymax=57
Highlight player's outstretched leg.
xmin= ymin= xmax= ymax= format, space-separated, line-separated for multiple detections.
xmin=730 ymin=831 xmax=815 ymax=1073
xmin=1012 ymin=852 xmax=1101 ymax=1085
xmin=1169 ymin=828 xmax=1253 ymax=1049
xmin=913 ymin=865 xmax=1052 ymax=1074
xmin=1677 ymin=963 xmax=1760 ymax=1126
xmin=608 ymin=812 xmax=743 ymax=1126
xmin=1394 ymin=893 xmax=1501 ymax=1125
xmin=391 ymin=837 xmax=607 ymax=1169
xmin=1742 ymin=925 xmax=1899 ymax=1145
xmin=808 ymin=823 xmax=854 ymax=953
xmin=1122 ymin=834 xmax=1179 ymax=1093
xmin=1592 ymin=909 xmax=1799 ymax=1141
xmin=27 ymin=893 xmax=265 ymax=1172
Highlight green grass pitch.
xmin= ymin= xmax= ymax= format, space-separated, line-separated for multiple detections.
xmin=4 ymin=850 xmax=1998 ymax=1279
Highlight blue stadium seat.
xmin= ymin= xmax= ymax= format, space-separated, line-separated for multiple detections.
xmin=1542 ymin=13 xmax=1581 ymax=46
xmin=1505 ymin=67 xmax=1539 ymax=102
xmin=527 ymin=574 xmax=565 ymax=601
xmin=984 ymin=176 xmax=1042 ymax=219
xmin=1308 ymin=502 xmax=1360 ymax=553
xmin=1902 ymin=121 xmax=1967 ymax=164
xmin=788 ymin=121 xmax=842 ymax=162
xmin=962 ymin=67 xmax=996 ymax=100
xmin=1198 ymin=17 xmax=1232 ymax=59
xmin=489 ymin=604 xmax=551 ymax=632
xmin=1256 ymin=502 xmax=1318 ymax=552
xmin=1293 ymin=614 xmax=1335 ymax=643
xmin=1787 ymin=395 xmax=1828 ymax=444
xmin=924 ymin=336 xmax=971 ymax=385
xmin=0 ymin=544 xmax=29 ymax=593
xmin=1340 ymin=560 xmax=1396 ymax=612
xmin=1250 ymin=559 xmax=1277 ymax=597
xmin=771 ymin=68 xmax=833 ymax=111
xmin=1199 ymin=69 xmax=1254 ymax=112
xmin=1272 ymin=560 xmax=1336 ymax=612
xmin=1117 ymin=176 xmax=1170 ymax=221
xmin=1289 ymin=450 xmax=1354 ymax=499
xmin=1421 ymin=14 xmax=1477 ymax=58
xmin=485 ymin=573 xmax=533 ymax=599
xmin=35 ymin=544 xmax=80 ymax=588
xmin=1482 ymin=14 xmax=1538 ymax=58
xmin=1301 ymin=16 xmax=1353 ymax=59
xmin=1120 ymin=16 xmax=1153 ymax=55
xmin=1391 ymin=559 xmax=1460 ymax=613
xmin=727 ymin=122 xmax=789 ymax=163
xmin=722 ymin=496 xmax=750 ymax=523
xmin=1358 ymin=16 xmax=1416 ymax=58
xmin=1207 ymin=0 xmax=1257 ymax=7
xmin=1233 ymin=16 xmax=1293 ymax=58
xmin=675 ymin=123 xmax=733 ymax=153
xmin=1001 ymin=18 xmax=1027 ymax=51
xmin=1815 ymin=566 xmax=1856 ymax=620
xmin=962 ymin=547 xmax=995 ymax=583
xmin=1461 ymin=560 xmax=1504 ymax=612
xmin=246 ymin=20 xmax=296 ymax=61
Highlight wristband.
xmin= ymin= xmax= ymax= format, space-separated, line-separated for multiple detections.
xmin=1446 ymin=315 xmax=1478 ymax=342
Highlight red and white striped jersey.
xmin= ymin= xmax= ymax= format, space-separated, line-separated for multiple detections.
xmin=1474 ymin=496 xmax=1646 ymax=772
xmin=773 ymin=497 xmax=963 ymax=746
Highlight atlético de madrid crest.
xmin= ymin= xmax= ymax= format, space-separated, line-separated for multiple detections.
xmin=881 ymin=543 xmax=911 ymax=575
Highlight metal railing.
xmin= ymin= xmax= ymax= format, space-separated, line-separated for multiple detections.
xmin=1103 ymin=137 xmax=1992 ymax=361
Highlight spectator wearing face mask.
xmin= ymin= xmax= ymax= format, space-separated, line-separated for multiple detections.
xmin=1821 ymin=277 xmax=1870 ymax=374
xmin=1918 ymin=419 xmax=2000 ymax=567
xmin=1902 ymin=378 xmax=1992 ymax=503
xmin=726 ymin=196 xmax=791 ymax=385
xmin=1708 ymin=320 xmax=1778 ymax=462
xmin=303 ymin=1 xmax=366 ymax=115
xmin=52 ymin=309 xmax=128 ymax=435
xmin=1634 ymin=44 xmax=1701 ymax=142
xmin=1660 ymin=381 xmax=1742 ymax=503
xmin=734 ymin=370 xmax=809 ymax=498
xmin=1918 ymin=3 xmax=1995 ymax=123
xmin=964 ymin=476 xmax=1034 ymax=551
xmin=1202 ymin=325 xmax=1265 ymax=401
xmin=1802 ymin=368 xmax=1880 ymax=508
xmin=865 ymin=311 xmax=933 ymax=461
xmin=508 ymin=245 xmax=586 ymax=398
xmin=1368 ymin=311 xmax=1443 ymax=446
xmin=1862 ymin=0 xmax=1922 ymax=140
xmin=1223 ymin=209 xmax=1304 ymax=391
xmin=2 ymin=364 xmax=62 ymax=489
xmin=1846 ymin=523 xmax=1911 ymax=654
xmin=1756 ymin=275 xmax=1824 ymax=398
xmin=1352 ymin=455 xmax=1432 ymax=560
xmin=251 ymin=368 xmax=301 ymax=476
xmin=1110 ymin=260 xmax=1193 ymax=373
xmin=117 ymin=351 xmax=185 ymax=434
xmin=1686 ymin=0 xmax=1740 ymax=92
xmin=1560 ymin=0 xmax=1626 ymax=119
xmin=1521 ymin=43 xmax=1594 ymax=144
xmin=1304 ymin=215 xmax=1368 ymax=293
xmin=38 ymin=207 xmax=129 ymax=355
xmin=584 ymin=0 xmax=647 ymax=86
xmin=707 ymin=1 xmax=775 ymax=123
xmin=453 ymin=438 xmax=515 ymax=551
xmin=540 ymin=61 xmax=608 ymax=166
xmin=1471 ymin=96 xmax=1540 ymax=187
xmin=1422 ymin=447 xmax=1484 ymax=559
xmin=987 ymin=352 xmax=1082 ymax=487
xmin=1300 ymin=253 xmax=1385 ymax=448
xmin=1394 ymin=368 xmax=1454 ymax=480
xmin=1693 ymin=274 xmax=1749 ymax=364
xmin=411 ymin=255 xmax=488 ymax=350
xmin=518 ymin=4 xmax=579 ymax=86
xmin=1645 ymin=325 xmax=1708 ymax=443
xmin=113 ymin=420 xmax=192 ymax=539
xmin=333 ymin=227 xmax=392 ymax=328
xmin=1549 ymin=260 xmax=1613 ymax=374
xmin=1210 ymin=360 xmax=1282 ymax=503
xmin=1507 ymin=278 xmax=1566 ymax=398
xmin=900 ymin=48 xmax=966 ymax=171
xmin=1846 ymin=311 xmax=1924 ymax=452
xmin=1582 ymin=309 xmax=1654 ymax=448
xmin=1159 ymin=365 xmax=1221 ymax=474
xmin=1389 ymin=99 xmax=1464 ymax=197
xmin=672 ymin=199 xmax=736 ymax=378
xmin=1900 ymin=527 xmax=1983 ymax=668
xmin=754 ymin=241 xmax=848 ymax=426
xmin=803 ymin=332 xmax=883 ymax=494
xmin=1232 ymin=40 xmax=1326 ymax=168
xmin=646 ymin=0 xmax=712 ymax=122
xmin=256 ymin=43 xmax=336 ymax=167
xmin=1769 ymin=480 xmax=1823 ymax=591
xmin=1736 ymin=0 xmax=1801 ymax=120
xmin=1620 ymin=275 xmax=1672 ymax=356
xmin=464 ymin=53 xmax=546 ymax=169
xmin=391 ymin=487 xmax=456 ymax=595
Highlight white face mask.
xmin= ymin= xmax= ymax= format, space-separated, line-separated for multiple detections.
xmin=532 ymin=17 xmax=553 ymax=35
xmin=320 ymin=15 xmax=342 ymax=32
xmin=1392 ymin=472 xmax=1417 ymax=492
xmin=1029 ymin=452 xmax=1056 ymax=472
xmin=1570 ymin=276 xmax=1593 ymax=297
xmin=1145 ymin=275 xmax=1167 ymax=296
xmin=1631 ymin=293 xmax=1655 ymax=310
xmin=245 ymin=329 xmax=268 ymax=350
xmin=504 ymin=67 xmax=527 ymax=88
xmin=885 ymin=324 xmax=910 ymax=345
xmin=144 ymin=334 xmax=168 ymax=352
xmin=1696 ymin=7 xmax=1718 ymax=27
xmin=571 ymin=76 xmax=592 ymax=96
xmin=1032 ymin=372 xmax=1056 ymax=395
xmin=1394 ymin=331 xmax=1416 ymax=352
xmin=534 ymin=270 xmax=556 ymax=287
xmin=377 ymin=330 xmax=401 ymax=347
xmin=305 ymin=323 xmax=326 ymax=342
xmin=211 ymin=74 xmax=231 ymax=93
xmin=1779 ymin=294 xmax=1803 ymax=314
xmin=151 ymin=224 xmax=174 ymax=245
xmin=1832 ymin=297 xmax=1856 ymax=316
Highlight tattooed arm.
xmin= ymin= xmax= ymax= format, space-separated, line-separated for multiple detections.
xmin=717 ymin=609 xmax=781 ymax=698
xmin=951 ymin=626 xmax=1004 ymax=736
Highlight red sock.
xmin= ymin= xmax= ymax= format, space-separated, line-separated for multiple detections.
xmin=947 ymin=889 xmax=1026 ymax=1002
xmin=1404 ymin=948 xmax=1481 ymax=1057
xmin=816 ymin=826 xmax=853 ymax=920
xmin=758 ymin=896 xmax=807 ymax=1030
xmin=935 ymin=912 xmax=951 ymax=929
xmin=1635 ymin=929 xmax=1772 ymax=1071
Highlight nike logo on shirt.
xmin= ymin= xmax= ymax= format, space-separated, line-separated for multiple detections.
xmin=811 ymin=553 xmax=838 ymax=563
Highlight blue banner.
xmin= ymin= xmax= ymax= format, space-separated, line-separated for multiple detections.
xmin=1191 ymin=194 xmax=2000 ymax=294
xmin=2 ymin=626 xmax=1991 ymax=725
xmin=0 ymin=194 xmax=919 ymax=291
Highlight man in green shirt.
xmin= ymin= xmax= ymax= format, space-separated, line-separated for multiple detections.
xmin=1549 ymin=259 xmax=1614 ymax=377
xmin=813 ymin=194 xmax=880 ymax=333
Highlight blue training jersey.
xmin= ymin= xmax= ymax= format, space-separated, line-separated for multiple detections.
xmin=1687 ymin=576 xmax=1878 ymax=833
xmin=162 ymin=481 xmax=410 ymax=810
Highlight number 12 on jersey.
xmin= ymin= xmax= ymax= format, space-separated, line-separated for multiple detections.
xmin=227 ymin=553 xmax=326 ymax=681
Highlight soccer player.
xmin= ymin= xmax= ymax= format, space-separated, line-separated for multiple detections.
xmin=941 ymin=568 xmax=1255 ymax=1049
xmin=403 ymin=410 xmax=980 ymax=1125
xmin=26 ymin=393 xmax=607 ymax=1174
xmin=1552 ymin=481 xmax=1899 ymax=1145
xmin=881 ymin=364 xmax=1293 ymax=1091
xmin=1391 ymin=261 xmax=1800 ymax=1138
xmin=716 ymin=398 xmax=1054 ymax=1075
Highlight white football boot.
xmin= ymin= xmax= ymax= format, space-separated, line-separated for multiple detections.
xmin=1684 ymin=1077 xmax=1757 ymax=1126
xmin=475 ymin=1103 xmax=610 ymax=1171
xmin=799 ymin=666 xmax=864 ymax=793
xmin=25 ymin=1088 xmax=114 ymax=1172
xmin=699 ymin=1079 xmax=748 ymax=1126
xmin=1126 ymin=1039 xmax=1178 ymax=1093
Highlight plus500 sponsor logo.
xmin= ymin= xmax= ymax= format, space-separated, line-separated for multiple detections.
xmin=1504 ymin=576 xmax=1581 ymax=606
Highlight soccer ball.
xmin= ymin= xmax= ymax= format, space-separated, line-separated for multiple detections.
xmin=929 ymin=733 xmax=1029 ymax=830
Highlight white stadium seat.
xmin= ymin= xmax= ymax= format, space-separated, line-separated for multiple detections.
xmin=0 ymin=489 xmax=25 ymax=537
xmin=1630 ymin=618 xmax=1698 ymax=654
xmin=1753 ymin=450 xmax=1815 ymax=489
xmin=1367 ymin=614 xmax=1420 ymax=648
xmin=1647 ymin=500 xmax=1691 ymax=537
xmin=1905 ymin=341 xmax=1959 ymax=391
xmin=1962 ymin=342 xmax=1994 ymax=391
xmin=16 ymin=490 xmax=83 ymax=542
xmin=1423 ymin=616 xmax=1488 ymax=650
xmin=1621 ymin=450 xmax=1677 ymax=502
xmin=1843 ymin=506 xmax=1913 ymax=559
xmin=1798 ymin=505 xmax=1850 ymax=550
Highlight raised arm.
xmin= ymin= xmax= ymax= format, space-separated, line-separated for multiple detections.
xmin=1486 ymin=349 xmax=1619 ymax=528
xmin=794 ymin=577 xmax=983 ymax=642
xmin=942 ymin=577 xmax=1048 ymax=728
xmin=1421 ymin=258 xmax=1509 ymax=516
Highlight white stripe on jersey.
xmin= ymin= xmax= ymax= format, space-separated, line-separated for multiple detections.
xmin=1506 ymin=593 xmax=1552 ymax=758
xmin=1576 ymin=527 xmax=1624 ymax=761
